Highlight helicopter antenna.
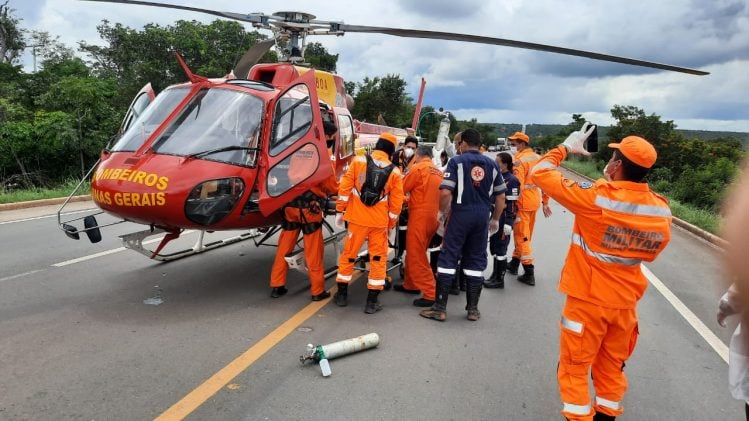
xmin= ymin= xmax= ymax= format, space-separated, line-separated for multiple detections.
xmin=175 ymin=52 xmax=208 ymax=83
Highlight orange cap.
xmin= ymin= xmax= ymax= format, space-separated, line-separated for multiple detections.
xmin=508 ymin=132 xmax=530 ymax=144
xmin=608 ymin=136 xmax=657 ymax=168
xmin=379 ymin=132 xmax=397 ymax=146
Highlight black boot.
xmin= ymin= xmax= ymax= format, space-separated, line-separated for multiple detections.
xmin=593 ymin=412 xmax=616 ymax=421
xmin=518 ymin=264 xmax=535 ymax=286
xmin=465 ymin=282 xmax=482 ymax=321
xmin=334 ymin=282 xmax=348 ymax=306
xmin=420 ymin=282 xmax=449 ymax=321
xmin=270 ymin=286 xmax=288 ymax=298
xmin=484 ymin=259 xmax=506 ymax=289
xmin=364 ymin=289 xmax=383 ymax=314
xmin=449 ymin=280 xmax=460 ymax=295
xmin=507 ymin=257 xmax=520 ymax=275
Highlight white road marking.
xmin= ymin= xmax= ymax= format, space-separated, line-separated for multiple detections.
xmin=0 ymin=208 xmax=97 ymax=225
xmin=643 ymin=264 xmax=729 ymax=364
xmin=52 ymin=247 xmax=128 ymax=267
xmin=0 ymin=269 xmax=45 ymax=283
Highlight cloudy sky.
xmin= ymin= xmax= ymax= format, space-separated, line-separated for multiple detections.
xmin=11 ymin=0 xmax=749 ymax=132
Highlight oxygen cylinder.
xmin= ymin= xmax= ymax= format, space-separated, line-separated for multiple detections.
xmin=319 ymin=332 xmax=379 ymax=359
xmin=434 ymin=117 xmax=451 ymax=153
xmin=301 ymin=333 xmax=380 ymax=377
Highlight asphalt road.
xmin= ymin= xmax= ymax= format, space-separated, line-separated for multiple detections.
xmin=0 ymin=180 xmax=739 ymax=420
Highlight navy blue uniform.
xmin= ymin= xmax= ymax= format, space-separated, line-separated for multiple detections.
xmin=437 ymin=150 xmax=506 ymax=287
xmin=489 ymin=170 xmax=520 ymax=258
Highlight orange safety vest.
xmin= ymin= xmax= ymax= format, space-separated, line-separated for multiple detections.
xmin=337 ymin=150 xmax=404 ymax=228
xmin=532 ymin=146 xmax=672 ymax=309
xmin=513 ymin=148 xmax=548 ymax=211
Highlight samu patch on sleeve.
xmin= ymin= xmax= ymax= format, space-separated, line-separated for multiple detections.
xmin=577 ymin=181 xmax=593 ymax=189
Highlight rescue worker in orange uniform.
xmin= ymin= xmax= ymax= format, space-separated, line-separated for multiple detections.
xmin=506 ymin=131 xmax=551 ymax=286
xmin=335 ymin=132 xmax=404 ymax=314
xmin=268 ymin=121 xmax=339 ymax=300
xmin=531 ymin=124 xmax=672 ymax=421
xmin=401 ymin=145 xmax=443 ymax=307
xmin=391 ymin=136 xmax=419 ymax=284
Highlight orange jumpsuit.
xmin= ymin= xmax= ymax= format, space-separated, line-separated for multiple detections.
xmin=402 ymin=159 xmax=443 ymax=300
xmin=269 ymin=148 xmax=338 ymax=297
xmin=336 ymin=150 xmax=404 ymax=290
xmin=531 ymin=146 xmax=671 ymax=421
xmin=512 ymin=147 xmax=549 ymax=265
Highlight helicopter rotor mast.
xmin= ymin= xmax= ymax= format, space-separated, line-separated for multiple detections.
xmin=80 ymin=0 xmax=708 ymax=76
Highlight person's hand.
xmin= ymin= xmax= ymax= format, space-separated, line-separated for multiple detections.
xmin=543 ymin=203 xmax=552 ymax=218
xmin=335 ymin=213 xmax=345 ymax=229
xmin=717 ymin=290 xmax=740 ymax=327
xmin=503 ymin=224 xmax=513 ymax=237
xmin=488 ymin=219 xmax=499 ymax=236
xmin=562 ymin=122 xmax=596 ymax=156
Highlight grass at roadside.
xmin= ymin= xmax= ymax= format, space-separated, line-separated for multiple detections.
xmin=0 ymin=180 xmax=89 ymax=204
xmin=560 ymin=159 xmax=721 ymax=235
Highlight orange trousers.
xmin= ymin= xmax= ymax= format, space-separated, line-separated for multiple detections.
xmin=512 ymin=209 xmax=537 ymax=265
xmin=558 ymin=295 xmax=639 ymax=421
xmin=405 ymin=212 xmax=439 ymax=299
xmin=336 ymin=222 xmax=389 ymax=290
xmin=269 ymin=208 xmax=326 ymax=296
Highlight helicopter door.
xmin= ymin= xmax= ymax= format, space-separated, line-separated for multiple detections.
xmin=258 ymin=70 xmax=333 ymax=216
xmin=119 ymin=83 xmax=156 ymax=134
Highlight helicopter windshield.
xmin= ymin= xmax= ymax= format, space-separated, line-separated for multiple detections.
xmin=153 ymin=88 xmax=264 ymax=167
xmin=111 ymin=87 xmax=190 ymax=152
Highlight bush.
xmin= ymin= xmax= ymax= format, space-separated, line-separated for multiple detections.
xmin=670 ymin=158 xmax=738 ymax=211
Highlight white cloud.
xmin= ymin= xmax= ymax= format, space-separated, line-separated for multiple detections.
xmin=10 ymin=0 xmax=749 ymax=133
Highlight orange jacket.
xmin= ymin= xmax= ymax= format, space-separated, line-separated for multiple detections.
xmin=513 ymin=147 xmax=549 ymax=211
xmin=337 ymin=150 xmax=404 ymax=228
xmin=403 ymin=159 xmax=442 ymax=217
xmin=531 ymin=146 xmax=672 ymax=309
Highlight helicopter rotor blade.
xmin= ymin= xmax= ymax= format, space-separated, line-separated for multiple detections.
xmin=79 ymin=0 xmax=265 ymax=25
xmin=338 ymin=24 xmax=709 ymax=76
xmin=234 ymin=38 xmax=276 ymax=78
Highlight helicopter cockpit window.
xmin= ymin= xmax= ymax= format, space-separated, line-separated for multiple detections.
xmin=111 ymin=88 xmax=189 ymax=152
xmin=153 ymin=88 xmax=264 ymax=167
xmin=270 ymin=84 xmax=313 ymax=157
xmin=120 ymin=92 xmax=152 ymax=134
xmin=337 ymin=114 xmax=355 ymax=158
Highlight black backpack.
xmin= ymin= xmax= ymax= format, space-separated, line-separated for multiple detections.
xmin=359 ymin=155 xmax=395 ymax=206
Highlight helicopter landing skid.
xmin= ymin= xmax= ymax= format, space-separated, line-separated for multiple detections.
xmin=120 ymin=228 xmax=262 ymax=262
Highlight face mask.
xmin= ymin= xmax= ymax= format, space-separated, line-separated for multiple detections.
xmin=603 ymin=162 xmax=614 ymax=181
xmin=509 ymin=146 xmax=518 ymax=155
xmin=404 ymin=148 xmax=414 ymax=158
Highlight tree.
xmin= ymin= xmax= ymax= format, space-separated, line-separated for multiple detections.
xmin=80 ymin=19 xmax=276 ymax=106
xmin=0 ymin=0 xmax=24 ymax=64
xmin=599 ymin=105 xmax=677 ymax=165
xmin=304 ymin=42 xmax=338 ymax=72
xmin=38 ymin=76 xmax=120 ymax=177
xmin=351 ymin=74 xmax=413 ymax=128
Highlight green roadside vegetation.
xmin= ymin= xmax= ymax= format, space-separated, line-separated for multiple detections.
xmin=561 ymin=158 xmax=721 ymax=234
xmin=0 ymin=180 xmax=89 ymax=204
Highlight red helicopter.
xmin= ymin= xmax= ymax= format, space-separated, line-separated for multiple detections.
xmin=58 ymin=0 xmax=707 ymax=267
